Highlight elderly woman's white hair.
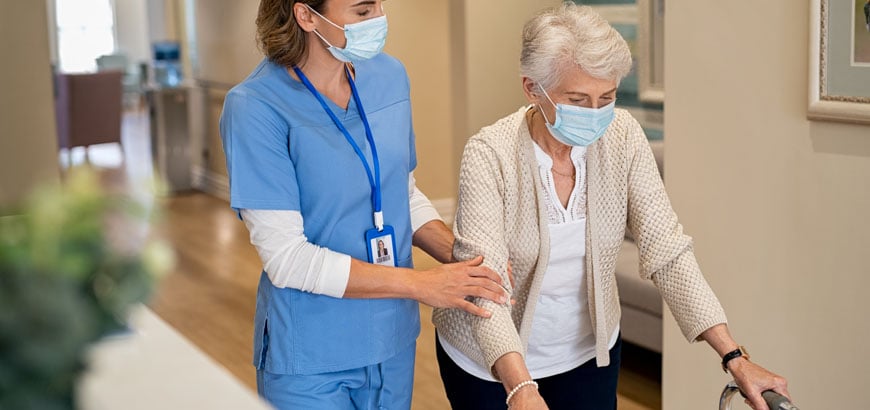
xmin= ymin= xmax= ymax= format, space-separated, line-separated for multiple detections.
xmin=521 ymin=2 xmax=633 ymax=91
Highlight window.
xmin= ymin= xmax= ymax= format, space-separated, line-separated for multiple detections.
xmin=55 ymin=0 xmax=116 ymax=73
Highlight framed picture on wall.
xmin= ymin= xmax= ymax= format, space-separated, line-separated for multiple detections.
xmin=808 ymin=0 xmax=870 ymax=125
xmin=637 ymin=0 xmax=664 ymax=103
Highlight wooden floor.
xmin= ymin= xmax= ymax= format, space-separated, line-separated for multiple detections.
xmin=86 ymin=111 xmax=662 ymax=409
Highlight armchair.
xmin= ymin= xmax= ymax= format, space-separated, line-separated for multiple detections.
xmin=54 ymin=71 xmax=124 ymax=161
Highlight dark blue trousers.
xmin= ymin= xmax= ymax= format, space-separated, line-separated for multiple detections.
xmin=436 ymin=335 xmax=622 ymax=410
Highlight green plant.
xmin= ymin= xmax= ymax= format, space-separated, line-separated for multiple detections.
xmin=0 ymin=169 xmax=172 ymax=410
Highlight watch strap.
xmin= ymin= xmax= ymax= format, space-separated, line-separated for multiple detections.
xmin=721 ymin=345 xmax=749 ymax=373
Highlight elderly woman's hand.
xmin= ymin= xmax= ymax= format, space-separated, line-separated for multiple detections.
xmin=728 ymin=358 xmax=790 ymax=410
xmin=700 ymin=325 xmax=791 ymax=410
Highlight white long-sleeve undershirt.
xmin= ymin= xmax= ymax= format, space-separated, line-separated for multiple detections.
xmin=241 ymin=172 xmax=442 ymax=298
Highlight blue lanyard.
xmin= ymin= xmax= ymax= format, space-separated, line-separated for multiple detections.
xmin=293 ymin=65 xmax=385 ymax=231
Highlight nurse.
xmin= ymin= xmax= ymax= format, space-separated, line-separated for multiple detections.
xmin=219 ymin=0 xmax=507 ymax=408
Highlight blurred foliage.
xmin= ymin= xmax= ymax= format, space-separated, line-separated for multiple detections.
xmin=0 ymin=168 xmax=172 ymax=410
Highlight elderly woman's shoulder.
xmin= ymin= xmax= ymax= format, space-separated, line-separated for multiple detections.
xmin=613 ymin=107 xmax=642 ymax=128
xmin=609 ymin=107 xmax=647 ymax=141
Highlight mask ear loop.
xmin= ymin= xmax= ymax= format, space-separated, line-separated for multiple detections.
xmin=305 ymin=4 xmax=346 ymax=31
xmin=304 ymin=4 xmax=347 ymax=51
xmin=537 ymin=83 xmax=557 ymax=125
xmin=311 ymin=29 xmax=336 ymax=48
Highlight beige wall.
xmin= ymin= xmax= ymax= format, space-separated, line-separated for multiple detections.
xmin=0 ymin=1 xmax=60 ymax=209
xmin=147 ymin=0 xmax=180 ymax=42
xmin=383 ymin=1 xmax=454 ymax=200
xmin=187 ymin=0 xmax=260 ymax=86
xmin=115 ymin=0 xmax=151 ymax=65
xmin=664 ymin=1 xmax=870 ymax=408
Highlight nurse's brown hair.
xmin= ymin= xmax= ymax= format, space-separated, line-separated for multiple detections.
xmin=256 ymin=0 xmax=326 ymax=67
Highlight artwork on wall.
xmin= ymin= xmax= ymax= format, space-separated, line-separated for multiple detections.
xmin=637 ymin=0 xmax=664 ymax=103
xmin=808 ymin=0 xmax=870 ymax=125
xmin=856 ymin=0 xmax=870 ymax=66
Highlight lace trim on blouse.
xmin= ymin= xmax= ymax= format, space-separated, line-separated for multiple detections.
xmin=532 ymin=142 xmax=587 ymax=224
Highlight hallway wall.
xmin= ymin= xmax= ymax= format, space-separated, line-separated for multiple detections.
xmin=115 ymin=0 xmax=152 ymax=65
xmin=0 ymin=1 xmax=59 ymax=209
xmin=381 ymin=1 xmax=454 ymax=202
xmin=663 ymin=1 xmax=870 ymax=407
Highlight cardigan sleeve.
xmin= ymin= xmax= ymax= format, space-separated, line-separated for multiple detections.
xmin=452 ymin=138 xmax=524 ymax=377
xmin=623 ymin=119 xmax=728 ymax=342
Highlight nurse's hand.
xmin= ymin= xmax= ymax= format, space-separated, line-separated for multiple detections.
xmin=413 ymin=255 xmax=508 ymax=318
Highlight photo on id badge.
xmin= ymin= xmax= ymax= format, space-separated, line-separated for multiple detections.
xmin=366 ymin=225 xmax=396 ymax=267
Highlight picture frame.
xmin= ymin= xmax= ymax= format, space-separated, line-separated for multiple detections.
xmin=807 ymin=0 xmax=870 ymax=125
xmin=637 ymin=0 xmax=665 ymax=104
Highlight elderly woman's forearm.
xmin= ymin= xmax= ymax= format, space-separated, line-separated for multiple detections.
xmin=700 ymin=324 xmax=740 ymax=357
xmin=493 ymin=352 xmax=532 ymax=389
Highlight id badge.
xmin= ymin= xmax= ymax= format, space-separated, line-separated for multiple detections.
xmin=365 ymin=225 xmax=397 ymax=267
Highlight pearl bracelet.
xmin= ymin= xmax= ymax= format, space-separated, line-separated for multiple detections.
xmin=505 ymin=380 xmax=539 ymax=407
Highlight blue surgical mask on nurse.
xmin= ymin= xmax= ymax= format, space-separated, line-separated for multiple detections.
xmin=307 ymin=4 xmax=388 ymax=63
xmin=538 ymin=84 xmax=615 ymax=147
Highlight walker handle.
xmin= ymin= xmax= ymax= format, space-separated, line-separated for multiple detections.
xmin=719 ymin=380 xmax=799 ymax=410
xmin=761 ymin=390 xmax=797 ymax=410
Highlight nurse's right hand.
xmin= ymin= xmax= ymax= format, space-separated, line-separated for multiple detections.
xmin=412 ymin=255 xmax=507 ymax=318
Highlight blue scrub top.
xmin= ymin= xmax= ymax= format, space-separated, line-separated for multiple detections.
xmin=220 ymin=54 xmax=420 ymax=375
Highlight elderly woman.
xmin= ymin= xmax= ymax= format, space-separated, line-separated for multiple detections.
xmin=433 ymin=4 xmax=789 ymax=410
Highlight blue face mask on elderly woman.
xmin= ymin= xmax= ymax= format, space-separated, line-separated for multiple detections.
xmin=307 ymin=5 xmax=388 ymax=63
xmin=538 ymin=84 xmax=615 ymax=147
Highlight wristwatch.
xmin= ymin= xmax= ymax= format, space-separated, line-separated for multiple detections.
xmin=721 ymin=345 xmax=750 ymax=373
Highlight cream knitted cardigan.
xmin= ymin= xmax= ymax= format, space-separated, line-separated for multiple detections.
xmin=433 ymin=107 xmax=727 ymax=376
